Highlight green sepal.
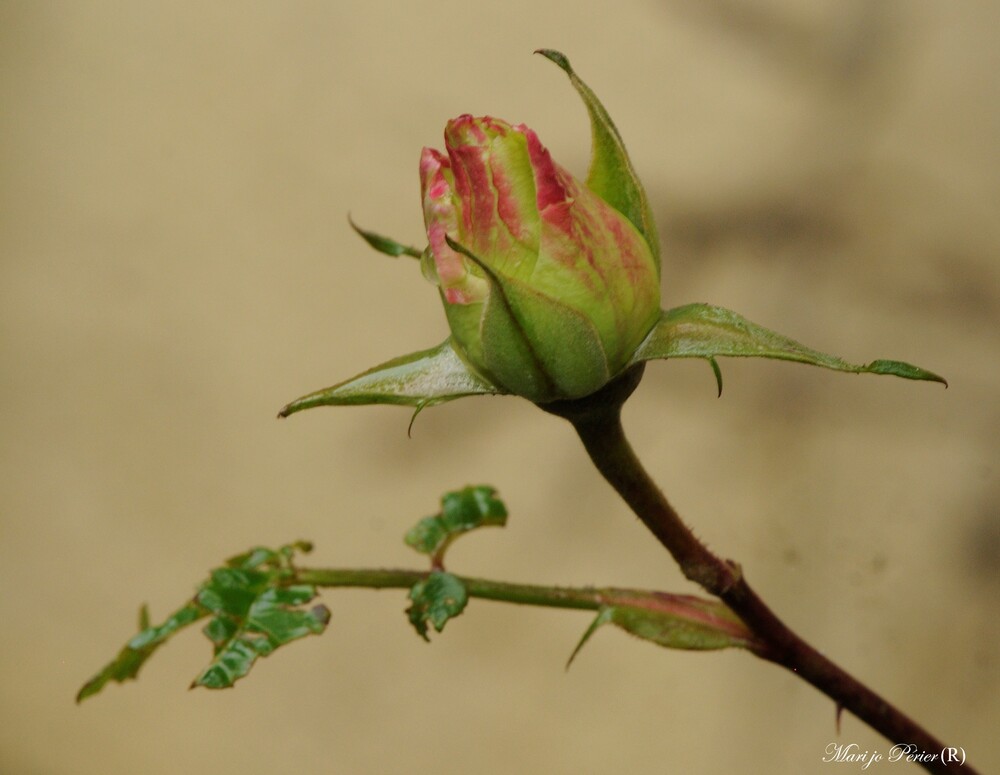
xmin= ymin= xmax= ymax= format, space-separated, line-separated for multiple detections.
xmin=348 ymin=216 xmax=422 ymax=259
xmin=486 ymin=271 xmax=611 ymax=400
xmin=536 ymin=49 xmax=660 ymax=272
xmin=446 ymin=235 xmax=610 ymax=403
xmin=405 ymin=485 xmax=508 ymax=566
xmin=407 ymin=571 xmax=468 ymax=641
xmin=566 ymin=592 xmax=755 ymax=668
xmin=446 ymin=236 xmax=556 ymax=400
xmin=631 ymin=304 xmax=947 ymax=388
xmin=278 ymin=339 xmax=503 ymax=418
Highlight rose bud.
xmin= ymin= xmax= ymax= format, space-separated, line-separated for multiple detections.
xmin=419 ymin=115 xmax=660 ymax=403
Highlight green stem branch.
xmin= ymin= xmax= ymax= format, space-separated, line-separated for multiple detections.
xmin=294 ymin=568 xmax=748 ymax=636
xmin=542 ymin=366 xmax=974 ymax=775
xmin=296 ymin=568 xmax=604 ymax=610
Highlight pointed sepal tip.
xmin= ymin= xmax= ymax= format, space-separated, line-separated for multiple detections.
xmin=278 ymin=339 xmax=502 ymax=419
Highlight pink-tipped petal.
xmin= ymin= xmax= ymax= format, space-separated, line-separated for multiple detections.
xmin=520 ymin=126 xmax=567 ymax=216
xmin=420 ymin=147 xmax=474 ymax=296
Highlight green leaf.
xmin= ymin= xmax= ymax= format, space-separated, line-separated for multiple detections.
xmin=536 ymin=49 xmax=660 ymax=272
xmin=278 ymin=339 xmax=503 ymax=418
xmin=78 ymin=542 xmax=329 ymax=699
xmin=407 ymin=571 xmax=468 ymax=641
xmin=349 ymin=216 xmax=422 ymax=259
xmin=191 ymin=544 xmax=330 ymax=689
xmin=193 ymin=581 xmax=330 ymax=689
xmin=566 ymin=592 xmax=755 ymax=667
xmin=405 ymin=485 xmax=508 ymax=564
xmin=631 ymin=304 xmax=947 ymax=388
xmin=440 ymin=486 xmax=508 ymax=531
xmin=76 ymin=602 xmax=207 ymax=703
xmin=404 ymin=516 xmax=449 ymax=558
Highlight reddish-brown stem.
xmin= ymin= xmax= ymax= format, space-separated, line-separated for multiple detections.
xmin=542 ymin=366 xmax=975 ymax=775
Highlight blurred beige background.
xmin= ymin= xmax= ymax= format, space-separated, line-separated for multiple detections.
xmin=2 ymin=2 xmax=997 ymax=773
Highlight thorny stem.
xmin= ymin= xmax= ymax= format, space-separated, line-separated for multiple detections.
xmin=542 ymin=365 xmax=975 ymax=775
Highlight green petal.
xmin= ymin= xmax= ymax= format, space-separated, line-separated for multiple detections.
xmin=631 ymin=304 xmax=947 ymax=388
xmin=278 ymin=339 xmax=502 ymax=418
xmin=535 ymin=49 xmax=660 ymax=272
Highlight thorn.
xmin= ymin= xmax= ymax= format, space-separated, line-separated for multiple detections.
xmin=835 ymin=704 xmax=844 ymax=735
xmin=709 ymin=358 xmax=723 ymax=397
xmin=566 ymin=609 xmax=610 ymax=670
xmin=407 ymin=403 xmax=427 ymax=438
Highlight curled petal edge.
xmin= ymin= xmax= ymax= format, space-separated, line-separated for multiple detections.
xmin=630 ymin=304 xmax=948 ymax=396
xmin=278 ymin=339 xmax=503 ymax=419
